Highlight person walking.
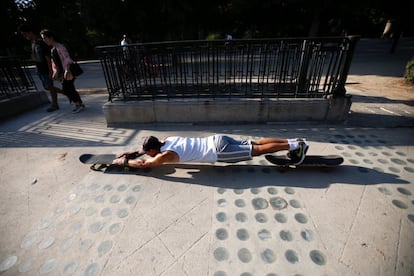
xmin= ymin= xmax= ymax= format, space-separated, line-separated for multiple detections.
xmin=19 ymin=25 xmax=66 ymax=112
xmin=112 ymin=134 xmax=309 ymax=168
xmin=120 ymin=34 xmax=128 ymax=46
xmin=40 ymin=29 xmax=85 ymax=113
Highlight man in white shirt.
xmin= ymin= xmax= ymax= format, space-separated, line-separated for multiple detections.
xmin=121 ymin=35 xmax=128 ymax=46
xmin=112 ymin=134 xmax=308 ymax=168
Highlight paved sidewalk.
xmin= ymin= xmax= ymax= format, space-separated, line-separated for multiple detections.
xmin=0 ymin=38 xmax=413 ymax=276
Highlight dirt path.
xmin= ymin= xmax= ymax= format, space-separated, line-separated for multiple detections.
xmin=347 ymin=75 xmax=414 ymax=101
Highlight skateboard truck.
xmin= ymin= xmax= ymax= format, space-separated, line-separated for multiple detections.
xmin=90 ymin=164 xmax=108 ymax=171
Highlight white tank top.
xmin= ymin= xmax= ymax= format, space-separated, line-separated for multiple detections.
xmin=161 ymin=136 xmax=217 ymax=163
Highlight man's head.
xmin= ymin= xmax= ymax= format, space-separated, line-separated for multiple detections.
xmin=19 ymin=24 xmax=37 ymax=41
xmin=40 ymin=29 xmax=57 ymax=46
xmin=142 ymin=136 xmax=162 ymax=156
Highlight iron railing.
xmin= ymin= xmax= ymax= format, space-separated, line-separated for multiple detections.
xmin=0 ymin=56 xmax=37 ymax=100
xmin=96 ymin=36 xmax=359 ymax=101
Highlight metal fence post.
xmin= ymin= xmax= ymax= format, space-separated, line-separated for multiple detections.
xmin=97 ymin=37 xmax=358 ymax=101
xmin=297 ymin=40 xmax=311 ymax=96
xmin=0 ymin=56 xmax=37 ymax=99
xmin=332 ymin=35 xmax=360 ymax=98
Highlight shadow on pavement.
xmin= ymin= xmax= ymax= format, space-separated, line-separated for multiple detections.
xmin=350 ymin=94 xmax=414 ymax=105
xmin=346 ymin=112 xmax=414 ymax=127
xmin=349 ymin=38 xmax=414 ymax=77
xmin=102 ymin=163 xmax=409 ymax=189
xmin=345 ymin=94 xmax=414 ymax=127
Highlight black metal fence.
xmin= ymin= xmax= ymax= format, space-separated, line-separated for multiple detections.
xmin=0 ymin=56 xmax=37 ymax=100
xmin=96 ymin=36 xmax=359 ymax=101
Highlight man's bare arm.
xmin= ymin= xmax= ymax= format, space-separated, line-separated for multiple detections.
xmin=113 ymin=151 xmax=179 ymax=168
xmin=141 ymin=151 xmax=179 ymax=167
xmin=117 ymin=150 xmax=144 ymax=159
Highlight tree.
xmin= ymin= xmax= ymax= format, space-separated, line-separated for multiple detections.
xmin=2 ymin=0 xmax=411 ymax=58
xmin=0 ymin=0 xmax=23 ymax=55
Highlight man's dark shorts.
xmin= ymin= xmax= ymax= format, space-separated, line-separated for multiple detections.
xmin=214 ymin=134 xmax=252 ymax=163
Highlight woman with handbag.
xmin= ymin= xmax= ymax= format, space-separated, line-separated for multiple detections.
xmin=40 ymin=29 xmax=85 ymax=113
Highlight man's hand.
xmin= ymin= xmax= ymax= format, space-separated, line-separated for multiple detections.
xmin=112 ymin=157 xmax=126 ymax=166
xmin=117 ymin=151 xmax=133 ymax=158
xmin=117 ymin=151 xmax=144 ymax=159
xmin=112 ymin=157 xmax=146 ymax=168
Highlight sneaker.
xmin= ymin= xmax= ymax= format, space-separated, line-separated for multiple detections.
xmin=287 ymin=138 xmax=305 ymax=158
xmin=72 ymin=104 xmax=85 ymax=113
xmin=47 ymin=106 xmax=59 ymax=112
xmin=288 ymin=139 xmax=309 ymax=165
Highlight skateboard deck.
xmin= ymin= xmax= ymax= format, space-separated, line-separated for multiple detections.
xmin=79 ymin=154 xmax=117 ymax=165
xmin=265 ymin=155 xmax=343 ymax=168
xmin=79 ymin=154 xmax=118 ymax=171
xmin=79 ymin=153 xmax=145 ymax=172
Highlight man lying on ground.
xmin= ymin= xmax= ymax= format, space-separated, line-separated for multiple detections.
xmin=112 ymin=134 xmax=309 ymax=168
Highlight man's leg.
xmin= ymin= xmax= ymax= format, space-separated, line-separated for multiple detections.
xmin=49 ymin=87 xmax=58 ymax=107
xmin=40 ymin=74 xmax=59 ymax=112
xmin=53 ymin=86 xmax=63 ymax=94
xmin=251 ymin=138 xmax=290 ymax=156
xmin=251 ymin=137 xmax=309 ymax=165
xmin=252 ymin=138 xmax=287 ymax=145
xmin=55 ymin=85 xmax=72 ymax=103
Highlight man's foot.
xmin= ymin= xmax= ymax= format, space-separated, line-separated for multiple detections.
xmin=288 ymin=138 xmax=309 ymax=165
xmin=46 ymin=105 xmax=59 ymax=112
xmin=72 ymin=104 xmax=85 ymax=113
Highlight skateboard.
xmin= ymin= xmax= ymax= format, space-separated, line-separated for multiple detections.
xmin=265 ymin=155 xmax=343 ymax=171
xmin=79 ymin=153 xmax=144 ymax=171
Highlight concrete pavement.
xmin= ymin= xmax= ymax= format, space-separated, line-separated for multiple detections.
xmin=0 ymin=38 xmax=413 ymax=276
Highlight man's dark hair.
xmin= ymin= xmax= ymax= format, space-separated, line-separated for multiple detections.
xmin=142 ymin=136 xmax=163 ymax=151
xmin=19 ymin=24 xmax=36 ymax=33
xmin=40 ymin=29 xmax=57 ymax=40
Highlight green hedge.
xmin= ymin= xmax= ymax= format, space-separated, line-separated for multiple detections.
xmin=404 ymin=57 xmax=414 ymax=83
